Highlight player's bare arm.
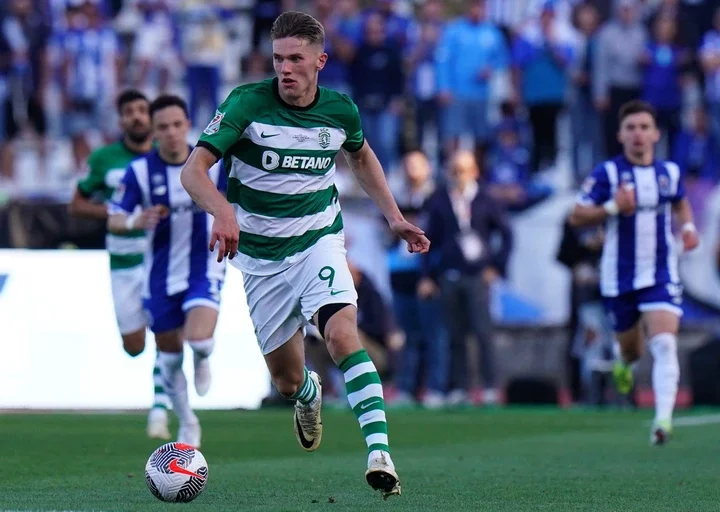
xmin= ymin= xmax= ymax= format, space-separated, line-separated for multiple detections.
xmin=180 ymin=146 xmax=239 ymax=262
xmin=108 ymin=206 xmax=165 ymax=234
xmin=68 ymin=189 xmax=109 ymax=220
xmin=672 ymin=197 xmax=700 ymax=252
xmin=343 ymin=141 xmax=430 ymax=254
xmin=570 ymin=184 xmax=636 ymax=226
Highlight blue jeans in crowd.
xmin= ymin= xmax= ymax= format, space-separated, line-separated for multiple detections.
xmin=392 ymin=293 xmax=449 ymax=395
xmin=187 ymin=64 xmax=220 ymax=128
xmin=360 ymin=110 xmax=399 ymax=173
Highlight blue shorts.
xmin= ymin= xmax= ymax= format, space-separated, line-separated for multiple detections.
xmin=143 ymin=278 xmax=222 ymax=334
xmin=602 ymin=283 xmax=683 ymax=333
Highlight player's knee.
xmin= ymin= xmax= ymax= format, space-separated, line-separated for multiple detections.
xmin=648 ymin=333 xmax=677 ymax=358
xmin=272 ymin=372 xmax=305 ymax=398
xmin=122 ymin=331 xmax=146 ymax=357
xmin=324 ymin=318 xmax=358 ymax=354
xmin=621 ymin=345 xmax=641 ymax=364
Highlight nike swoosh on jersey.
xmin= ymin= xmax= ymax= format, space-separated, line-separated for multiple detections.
xmin=169 ymin=458 xmax=206 ymax=479
xmin=261 ymin=132 xmax=280 ymax=138
xmin=294 ymin=413 xmax=315 ymax=449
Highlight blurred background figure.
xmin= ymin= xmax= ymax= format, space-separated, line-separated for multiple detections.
xmin=56 ymin=0 xmax=120 ymax=173
xmin=420 ymin=150 xmax=513 ymax=406
xmin=349 ymin=12 xmax=404 ymax=173
xmin=511 ymin=1 xmax=574 ymax=174
xmin=435 ymin=0 xmax=509 ymax=168
xmin=387 ymin=151 xmax=448 ymax=408
xmin=0 ymin=0 xmax=51 ymax=186
xmin=594 ymin=0 xmax=646 ymax=157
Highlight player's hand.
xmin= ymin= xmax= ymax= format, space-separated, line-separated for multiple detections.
xmin=135 ymin=205 xmax=166 ymax=230
xmin=682 ymin=225 xmax=700 ymax=252
xmin=209 ymin=206 xmax=240 ymax=262
xmin=615 ymin=185 xmax=636 ymax=215
xmin=390 ymin=218 xmax=431 ymax=254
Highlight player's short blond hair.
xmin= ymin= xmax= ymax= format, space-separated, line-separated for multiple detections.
xmin=270 ymin=11 xmax=325 ymax=48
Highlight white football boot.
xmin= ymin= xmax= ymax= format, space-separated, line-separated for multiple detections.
xmin=146 ymin=407 xmax=171 ymax=440
xmin=365 ymin=450 xmax=401 ymax=499
xmin=293 ymin=371 xmax=323 ymax=452
xmin=177 ymin=420 xmax=202 ymax=449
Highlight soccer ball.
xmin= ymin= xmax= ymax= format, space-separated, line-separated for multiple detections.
xmin=145 ymin=442 xmax=209 ymax=502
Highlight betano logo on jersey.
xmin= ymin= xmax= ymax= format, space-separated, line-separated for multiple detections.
xmin=261 ymin=150 xmax=331 ymax=171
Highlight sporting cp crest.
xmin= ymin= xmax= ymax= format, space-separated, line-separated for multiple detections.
xmin=318 ymin=128 xmax=331 ymax=149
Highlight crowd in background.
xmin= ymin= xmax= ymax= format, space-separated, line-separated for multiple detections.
xmin=3 ymin=0 xmax=720 ymax=408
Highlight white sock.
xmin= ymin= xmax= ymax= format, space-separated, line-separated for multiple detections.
xmin=157 ymin=351 xmax=197 ymax=425
xmin=648 ymin=333 xmax=680 ymax=424
xmin=189 ymin=338 xmax=215 ymax=359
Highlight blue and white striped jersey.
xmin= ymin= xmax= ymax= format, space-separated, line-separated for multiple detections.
xmin=577 ymin=155 xmax=685 ymax=298
xmin=110 ymin=148 xmax=227 ymax=299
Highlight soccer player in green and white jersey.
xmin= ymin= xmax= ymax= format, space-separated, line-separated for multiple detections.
xmin=180 ymin=11 xmax=430 ymax=499
xmin=69 ymin=89 xmax=171 ymax=440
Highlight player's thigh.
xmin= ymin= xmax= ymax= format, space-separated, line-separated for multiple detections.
xmin=182 ymin=279 xmax=222 ymax=340
xmin=604 ymin=292 xmax=643 ymax=353
xmin=183 ymin=307 xmax=219 ymax=341
xmin=144 ymin=293 xmax=185 ymax=351
xmin=243 ymin=270 xmax=305 ymax=357
xmin=638 ymin=283 xmax=683 ymax=338
xmin=295 ymin=235 xmax=358 ymax=331
xmin=110 ymin=267 xmax=147 ymax=338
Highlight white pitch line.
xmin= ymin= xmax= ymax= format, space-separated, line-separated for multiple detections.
xmin=668 ymin=414 xmax=720 ymax=427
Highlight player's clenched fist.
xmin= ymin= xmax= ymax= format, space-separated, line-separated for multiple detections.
xmin=615 ymin=184 xmax=636 ymax=215
xmin=209 ymin=206 xmax=240 ymax=262
xmin=134 ymin=205 xmax=168 ymax=230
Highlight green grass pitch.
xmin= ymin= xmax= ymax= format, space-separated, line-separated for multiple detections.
xmin=2 ymin=407 xmax=719 ymax=511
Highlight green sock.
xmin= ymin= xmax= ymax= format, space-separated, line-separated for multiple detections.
xmin=290 ymin=367 xmax=318 ymax=406
xmin=152 ymin=355 xmax=170 ymax=410
xmin=339 ymin=349 xmax=390 ymax=454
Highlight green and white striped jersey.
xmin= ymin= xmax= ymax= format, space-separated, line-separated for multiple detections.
xmin=197 ymin=78 xmax=365 ymax=275
xmin=77 ymin=141 xmax=147 ymax=270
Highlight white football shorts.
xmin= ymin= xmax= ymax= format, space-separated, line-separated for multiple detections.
xmin=242 ymin=234 xmax=358 ymax=355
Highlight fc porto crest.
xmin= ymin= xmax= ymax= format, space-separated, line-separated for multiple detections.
xmin=658 ymin=174 xmax=670 ymax=196
xmin=318 ymin=128 xmax=331 ymax=149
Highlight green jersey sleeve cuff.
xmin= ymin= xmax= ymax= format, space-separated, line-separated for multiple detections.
xmin=343 ymin=136 xmax=365 ymax=154
xmin=77 ymin=182 xmax=94 ymax=198
xmin=196 ymin=140 xmax=222 ymax=161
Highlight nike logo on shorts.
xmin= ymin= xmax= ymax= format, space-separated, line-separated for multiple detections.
xmin=261 ymin=132 xmax=280 ymax=138
xmin=330 ymin=289 xmax=347 ymax=296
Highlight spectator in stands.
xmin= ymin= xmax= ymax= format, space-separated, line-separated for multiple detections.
xmin=312 ymin=0 xmax=359 ymax=95
xmin=349 ymin=12 xmax=404 ymax=173
xmin=132 ymin=0 xmax=180 ymax=96
xmin=420 ymin=150 xmax=513 ymax=406
xmin=570 ymin=1 xmax=604 ymax=184
xmin=406 ymin=0 xmax=444 ymax=168
xmin=359 ymin=0 xmax=412 ymax=51
xmin=252 ymin=0 xmax=295 ymax=56
xmin=594 ymin=0 xmax=646 ymax=156
xmin=435 ymin=0 xmax=509 ymax=167
xmin=0 ymin=0 xmax=51 ymax=184
xmin=57 ymin=0 xmax=120 ymax=172
xmin=512 ymin=1 xmax=574 ymax=173
xmin=486 ymin=119 xmax=552 ymax=212
xmin=671 ymin=104 xmax=720 ymax=183
xmin=388 ymin=151 xmax=447 ymax=408
xmin=700 ymin=6 xmax=720 ymax=141
xmin=640 ymin=15 xmax=690 ymax=159
xmin=180 ymin=5 xmax=227 ymax=129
